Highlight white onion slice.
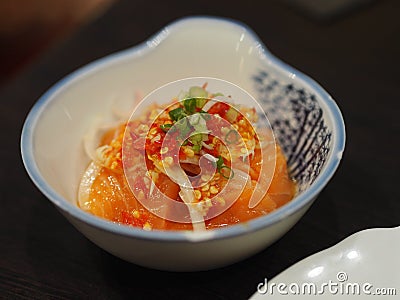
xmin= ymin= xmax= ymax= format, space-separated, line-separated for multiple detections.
xmin=168 ymin=165 xmax=206 ymax=231
xmin=201 ymin=141 xmax=214 ymax=150
xmin=78 ymin=162 xmax=102 ymax=210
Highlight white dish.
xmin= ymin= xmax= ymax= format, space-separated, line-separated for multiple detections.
xmin=21 ymin=16 xmax=345 ymax=271
xmin=251 ymin=226 xmax=400 ymax=299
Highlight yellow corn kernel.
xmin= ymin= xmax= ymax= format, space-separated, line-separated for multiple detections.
xmin=111 ymin=140 xmax=121 ymax=149
xmin=164 ymin=156 xmax=173 ymax=167
xmin=220 ymin=127 xmax=229 ymax=135
xmin=201 ymin=184 xmax=210 ymax=191
xmin=183 ymin=147 xmax=195 ymax=157
xmin=160 ymin=147 xmax=168 ymax=154
xmin=201 ymin=174 xmax=211 ymax=182
xmin=151 ymin=134 xmax=161 ymax=143
xmin=194 ymin=190 xmax=202 ymax=200
xmin=132 ymin=210 xmax=140 ymax=219
xmin=149 ymin=127 xmax=158 ymax=135
xmin=210 ymin=186 xmax=219 ymax=194
xmin=143 ymin=222 xmax=152 ymax=231
xmin=246 ymin=139 xmax=255 ymax=148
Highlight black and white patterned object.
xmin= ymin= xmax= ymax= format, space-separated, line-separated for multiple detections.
xmin=253 ymin=70 xmax=332 ymax=192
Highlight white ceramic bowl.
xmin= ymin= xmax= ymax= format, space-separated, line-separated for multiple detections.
xmin=21 ymin=16 xmax=345 ymax=271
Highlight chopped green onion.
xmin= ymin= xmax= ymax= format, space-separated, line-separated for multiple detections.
xmin=189 ymin=133 xmax=203 ymax=144
xmin=160 ymin=124 xmax=172 ymax=132
xmin=220 ymin=166 xmax=234 ymax=179
xmin=196 ymin=98 xmax=207 ymax=109
xmin=225 ymin=107 xmax=239 ymax=123
xmin=175 ymin=118 xmax=191 ymax=140
xmin=192 ymin=144 xmax=201 ymax=152
xmin=214 ymin=155 xmax=234 ymax=179
xmin=215 ymin=156 xmax=224 ymax=171
xmin=169 ymin=107 xmax=186 ymax=121
xmin=183 ymin=98 xmax=197 ymax=114
xmin=225 ymin=129 xmax=239 ymax=144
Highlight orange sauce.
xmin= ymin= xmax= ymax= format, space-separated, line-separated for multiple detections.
xmin=79 ymin=98 xmax=296 ymax=231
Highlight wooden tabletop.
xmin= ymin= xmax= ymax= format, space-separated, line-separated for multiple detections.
xmin=1 ymin=0 xmax=399 ymax=299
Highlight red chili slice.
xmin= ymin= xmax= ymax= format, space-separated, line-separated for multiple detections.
xmin=207 ymin=102 xmax=230 ymax=118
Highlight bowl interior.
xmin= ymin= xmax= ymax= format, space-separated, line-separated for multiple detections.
xmin=24 ymin=17 xmax=342 ymax=229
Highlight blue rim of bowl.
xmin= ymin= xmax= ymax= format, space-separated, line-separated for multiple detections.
xmin=21 ymin=16 xmax=345 ymax=243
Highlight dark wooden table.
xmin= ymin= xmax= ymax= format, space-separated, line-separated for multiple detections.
xmin=1 ymin=0 xmax=399 ymax=299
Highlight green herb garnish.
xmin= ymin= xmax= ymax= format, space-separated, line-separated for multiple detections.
xmin=169 ymin=107 xmax=186 ymax=121
xmin=220 ymin=165 xmax=234 ymax=179
xmin=225 ymin=129 xmax=239 ymax=144
xmin=183 ymin=98 xmax=197 ymax=114
xmin=189 ymin=133 xmax=203 ymax=144
xmin=215 ymin=155 xmax=234 ymax=179
xmin=160 ymin=124 xmax=172 ymax=132
xmin=216 ymin=155 xmax=224 ymax=171
xmin=174 ymin=118 xmax=191 ymax=140
xmin=192 ymin=144 xmax=201 ymax=152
